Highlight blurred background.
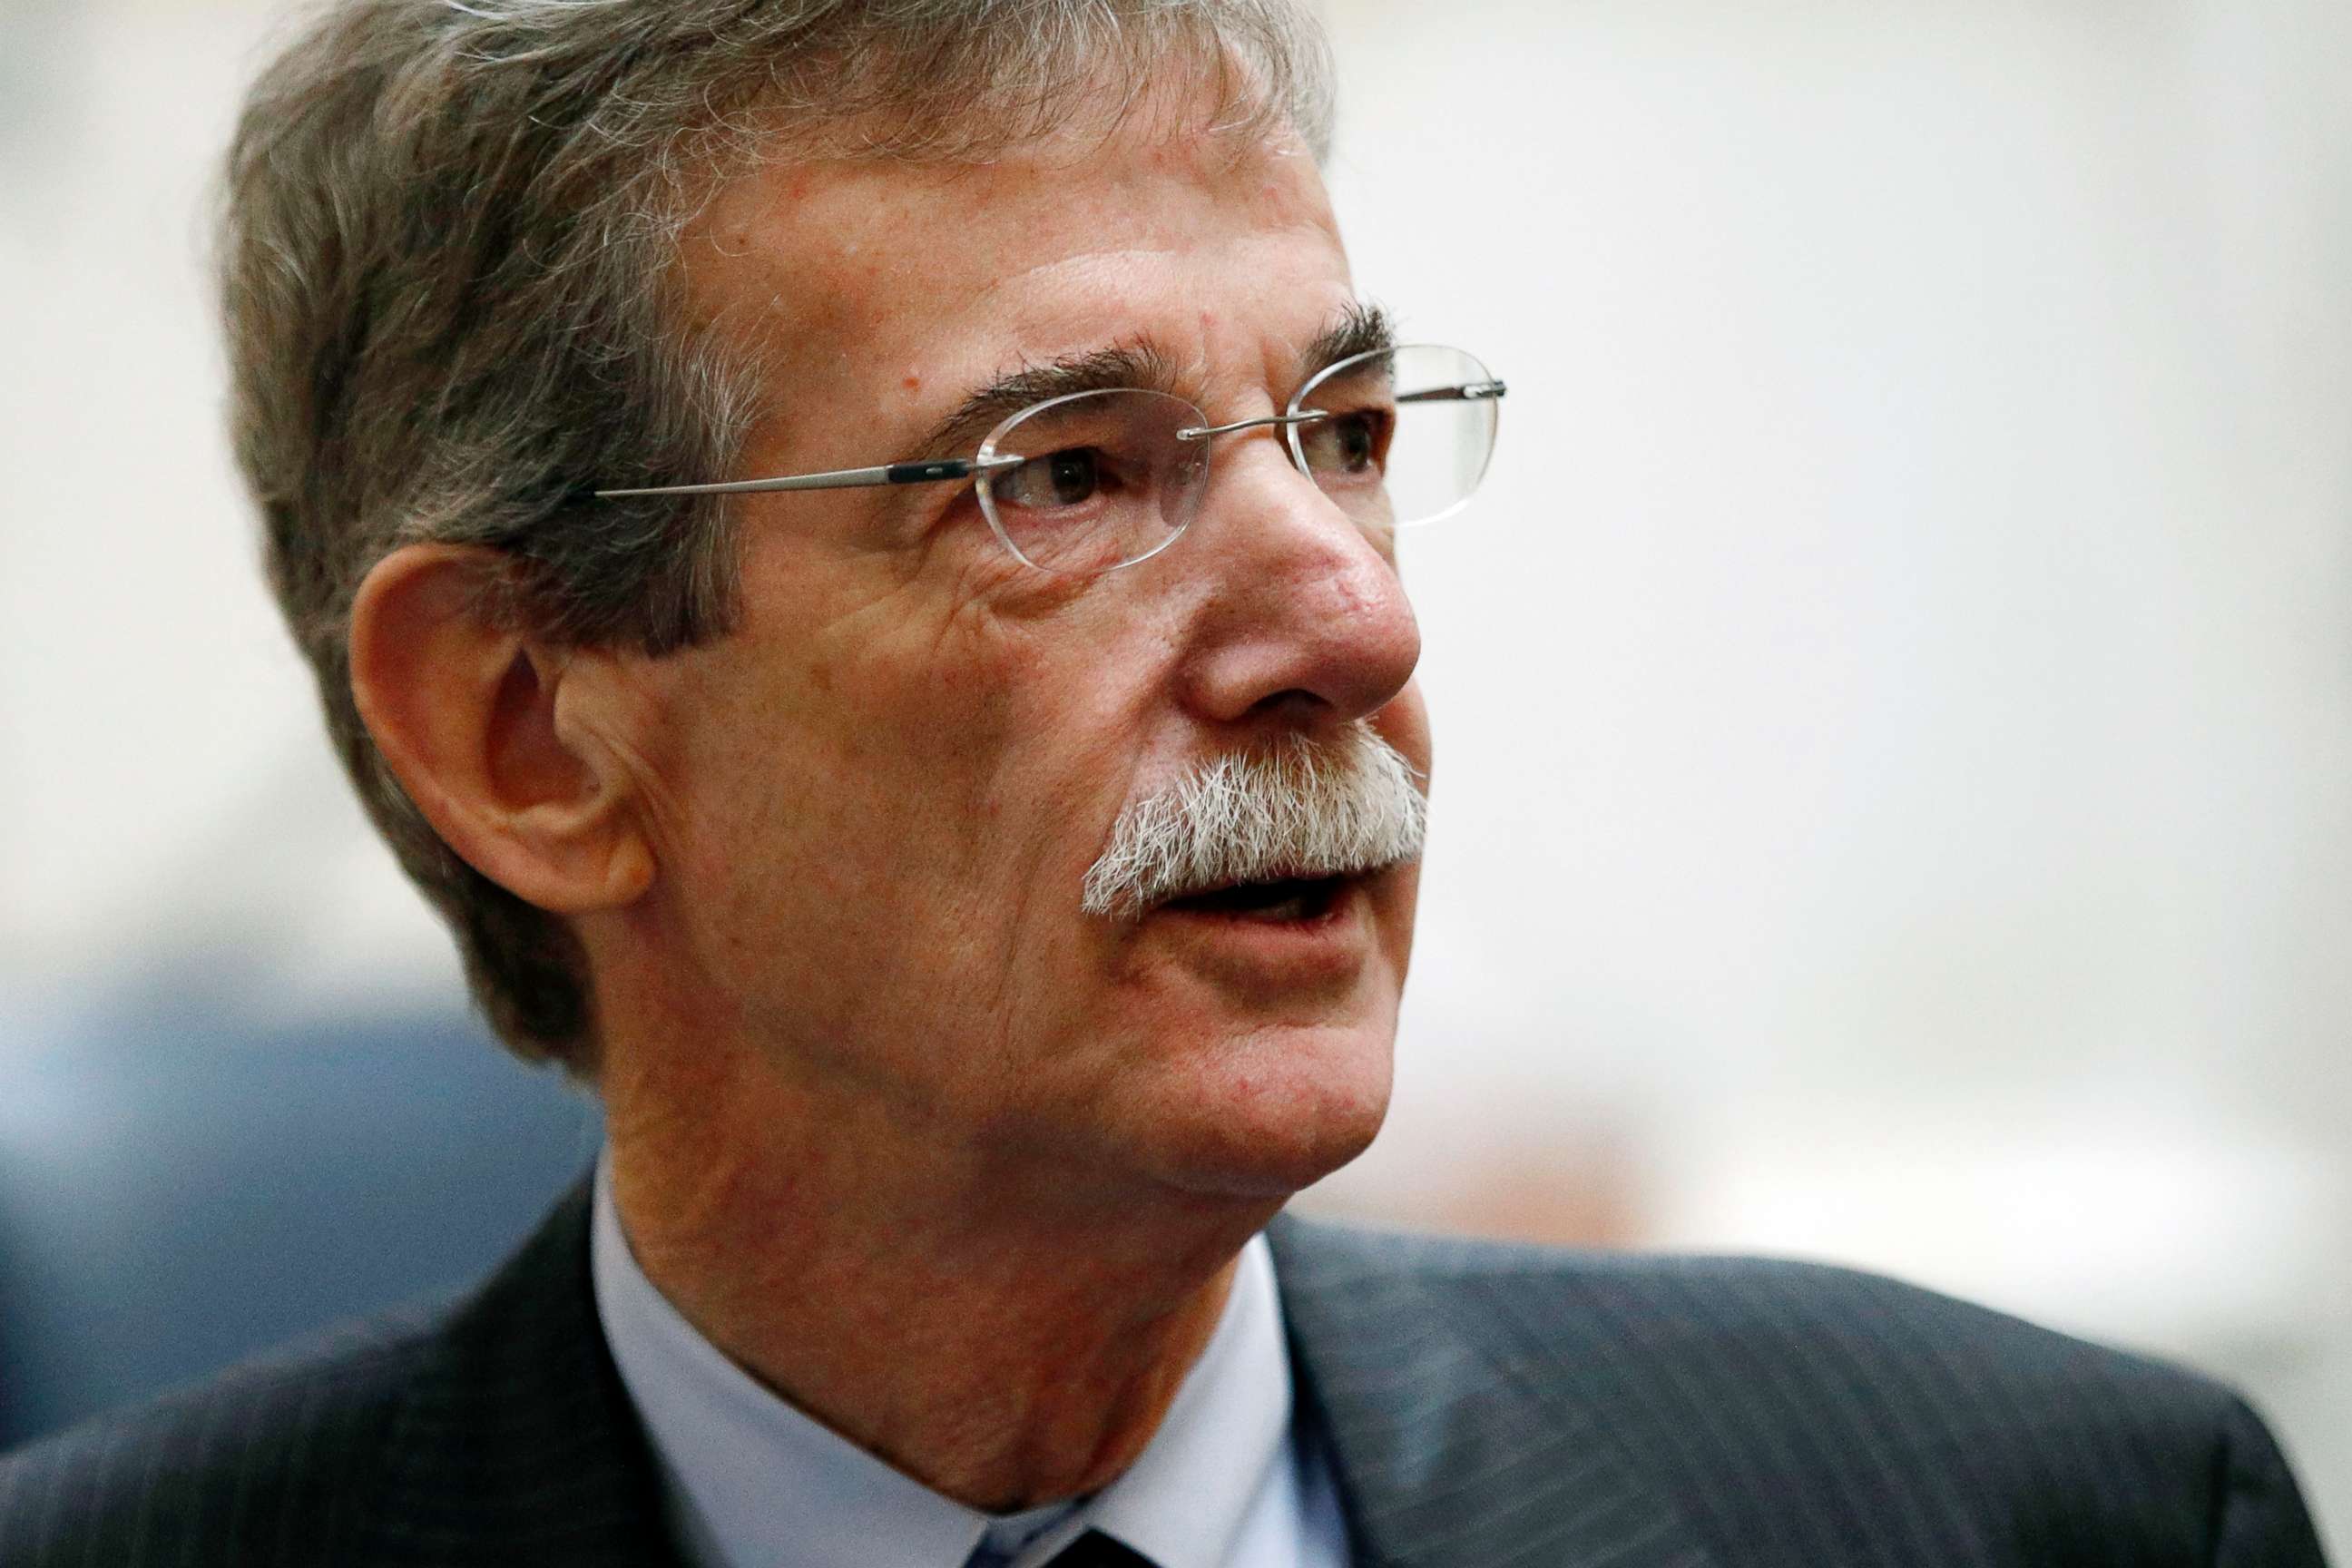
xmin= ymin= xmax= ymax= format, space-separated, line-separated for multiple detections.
xmin=1 ymin=0 xmax=2343 ymax=1546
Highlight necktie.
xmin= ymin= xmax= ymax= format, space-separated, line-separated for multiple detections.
xmin=1041 ymin=1530 xmax=1158 ymax=1567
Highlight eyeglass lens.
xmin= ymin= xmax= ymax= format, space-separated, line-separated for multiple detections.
xmin=978 ymin=389 xmax=1206 ymax=576
xmin=975 ymin=344 xmax=1499 ymax=576
xmin=1290 ymin=345 xmax=1499 ymax=533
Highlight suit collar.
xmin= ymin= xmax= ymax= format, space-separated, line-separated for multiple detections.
xmin=346 ymin=1181 xmax=1717 ymax=1568
xmin=360 ymin=1177 xmax=684 ymax=1568
xmin=1268 ymin=1214 xmax=1721 ymax=1568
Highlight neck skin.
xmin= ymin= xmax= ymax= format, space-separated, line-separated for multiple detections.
xmin=595 ymin=995 xmax=1277 ymax=1514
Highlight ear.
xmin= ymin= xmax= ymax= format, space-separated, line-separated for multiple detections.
xmin=348 ymin=544 xmax=655 ymax=915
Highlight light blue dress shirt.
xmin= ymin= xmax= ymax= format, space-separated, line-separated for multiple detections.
xmin=590 ymin=1158 xmax=1352 ymax=1568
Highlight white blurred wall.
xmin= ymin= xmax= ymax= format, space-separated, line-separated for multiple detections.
xmin=1312 ymin=0 xmax=2352 ymax=1534
xmin=2 ymin=0 xmax=2345 ymax=1542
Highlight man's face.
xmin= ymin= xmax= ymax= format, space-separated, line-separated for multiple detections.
xmin=611 ymin=102 xmax=1428 ymax=1201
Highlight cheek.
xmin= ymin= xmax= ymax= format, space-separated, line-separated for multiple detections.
xmin=1375 ymin=861 xmax=1422 ymax=978
xmin=659 ymin=520 xmax=1191 ymax=999
xmin=1373 ymin=681 xmax=1433 ymax=784
xmin=681 ymin=592 xmax=1101 ymax=927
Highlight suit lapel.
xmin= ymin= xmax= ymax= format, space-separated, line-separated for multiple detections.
xmin=334 ymin=1184 xmax=1718 ymax=1567
xmin=1269 ymin=1216 xmax=1720 ymax=1568
xmin=359 ymin=1179 xmax=686 ymax=1568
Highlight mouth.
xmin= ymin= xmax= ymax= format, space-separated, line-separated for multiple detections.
xmin=1154 ymin=873 xmax=1352 ymax=924
xmin=1131 ymin=867 xmax=1396 ymax=988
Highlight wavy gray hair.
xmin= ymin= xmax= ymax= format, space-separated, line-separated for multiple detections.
xmin=222 ymin=0 xmax=1335 ymax=1073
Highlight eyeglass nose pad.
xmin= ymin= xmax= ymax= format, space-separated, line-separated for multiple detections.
xmin=1163 ymin=441 xmax=1210 ymax=533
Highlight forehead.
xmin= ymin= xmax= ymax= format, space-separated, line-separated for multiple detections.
xmin=681 ymin=114 xmax=1353 ymax=426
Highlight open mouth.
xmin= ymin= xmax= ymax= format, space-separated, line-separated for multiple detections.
xmin=1157 ymin=874 xmax=1349 ymax=923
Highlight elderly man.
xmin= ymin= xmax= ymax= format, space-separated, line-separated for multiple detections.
xmin=0 ymin=1 xmax=2330 ymax=1564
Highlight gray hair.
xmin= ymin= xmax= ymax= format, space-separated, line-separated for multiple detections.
xmin=1082 ymin=726 xmax=1426 ymax=918
xmin=221 ymin=0 xmax=1336 ymax=1073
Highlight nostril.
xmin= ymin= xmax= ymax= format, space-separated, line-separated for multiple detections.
xmin=1175 ymin=455 xmax=1422 ymax=727
xmin=1245 ymin=689 xmax=1329 ymax=725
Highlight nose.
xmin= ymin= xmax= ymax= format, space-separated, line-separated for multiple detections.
xmin=1176 ymin=437 xmax=1422 ymax=731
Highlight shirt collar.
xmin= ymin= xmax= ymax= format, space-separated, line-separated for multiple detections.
xmin=590 ymin=1155 xmax=1296 ymax=1568
xmin=1086 ymin=1230 xmax=1291 ymax=1568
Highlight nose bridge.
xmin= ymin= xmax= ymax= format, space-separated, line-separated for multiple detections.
xmin=1179 ymin=430 xmax=1422 ymax=727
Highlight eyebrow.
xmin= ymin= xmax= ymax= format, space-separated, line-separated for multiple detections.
xmin=1299 ymin=299 xmax=1398 ymax=385
xmin=918 ymin=300 xmax=1400 ymax=458
xmin=921 ymin=342 xmax=1184 ymax=458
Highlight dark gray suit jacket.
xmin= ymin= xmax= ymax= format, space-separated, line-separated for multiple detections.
xmin=0 ymin=1184 xmax=2328 ymax=1566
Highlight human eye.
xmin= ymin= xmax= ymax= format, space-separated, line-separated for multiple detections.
xmin=975 ymin=387 xmax=1198 ymax=575
xmin=994 ymin=445 xmax=1134 ymax=511
xmin=1297 ymin=406 xmax=1394 ymax=481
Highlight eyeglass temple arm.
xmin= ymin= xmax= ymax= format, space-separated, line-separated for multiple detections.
xmin=1396 ymin=379 xmax=1508 ymax=404
xmin=1171 ymin=380 xmax=1507 ymax=443
xmin=595 ymin=455 xmax=1022 ymax=501
xmin=593 ymin=378 xmax=1507 ymax=497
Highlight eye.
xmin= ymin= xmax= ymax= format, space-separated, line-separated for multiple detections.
xmin=1298 ymin=409 xmax=1389 ymax=477
xmin=999 ymin=446 xmax=1108 ymax=509
xmin=1048 ymin=449 xmax=1098 ymax=504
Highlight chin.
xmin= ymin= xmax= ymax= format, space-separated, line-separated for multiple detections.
xmin=1131 ymin=1017 xmax=1396 ymax=1202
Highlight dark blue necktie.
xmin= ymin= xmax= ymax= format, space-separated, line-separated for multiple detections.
xmin=1041 ymin=1530 xmax=1158 ymax=1568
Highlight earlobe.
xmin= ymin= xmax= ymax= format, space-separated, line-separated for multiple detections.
xmin=349 ymin=544 xmax=654 ymax=916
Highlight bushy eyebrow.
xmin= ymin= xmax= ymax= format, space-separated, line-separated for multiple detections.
xmin=1299 ymin=299 xmax=1397 ymax=385
xmin=922 ymin=342 xmax=1184 ymax=458
xmin=918 ymin=301 xmax=1398 ymax=458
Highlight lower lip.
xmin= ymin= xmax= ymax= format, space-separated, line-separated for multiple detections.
xmin=1135 ymin=877 xmax=1377 ymax=987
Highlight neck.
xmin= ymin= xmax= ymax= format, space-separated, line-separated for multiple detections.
xmin=598 ymin=1027 xmax=1278 ymax=1512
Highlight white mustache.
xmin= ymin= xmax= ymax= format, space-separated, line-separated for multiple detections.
xmin=1081 ymin=724 xmax=1427 ymax=918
